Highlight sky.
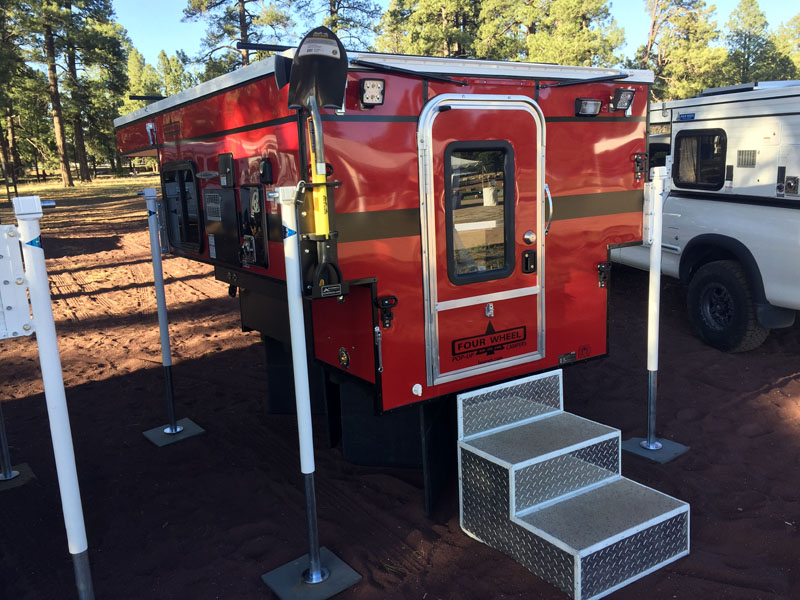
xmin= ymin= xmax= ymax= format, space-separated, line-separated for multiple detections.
xmin=112 ymin=0 xmax=793 ymax=68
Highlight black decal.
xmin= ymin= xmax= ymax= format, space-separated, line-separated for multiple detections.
xmin=452 ymin=322 xmax=527 ymax=357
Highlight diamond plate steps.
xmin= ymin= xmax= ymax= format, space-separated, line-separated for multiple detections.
xmin=462 ymin=412 xmax=620 ymax=512
xmin=458 ymin=370 xmax=563 ymax=440
xmin=457 ymin=370 xmax=690 ymax=600
xmin=515 ymin=478 xmax=689 ymax=600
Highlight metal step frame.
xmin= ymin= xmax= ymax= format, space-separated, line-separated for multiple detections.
xmin=457 ymin=369 xmax=689 ymax=600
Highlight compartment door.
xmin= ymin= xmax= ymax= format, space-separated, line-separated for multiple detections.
xmin=418 ymin=94 xmax=546 ymax=385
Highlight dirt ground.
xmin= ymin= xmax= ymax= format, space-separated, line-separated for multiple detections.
xmin=1 ymin=178 xmax=799 ymax=600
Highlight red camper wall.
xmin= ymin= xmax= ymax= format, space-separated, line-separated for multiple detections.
xmin=116 ymin=120 xmax=154 ymax=156
xmin=135 ymin=76 xmax=300 ymax=282
xmin=315 ymin=74 xmax=647 ymax=411
xmin=117 ymin=67 xmax=646 ymax=413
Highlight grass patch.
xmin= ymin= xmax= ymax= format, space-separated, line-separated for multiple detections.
xmin=0 ymin=175 xmax=160 ymax=223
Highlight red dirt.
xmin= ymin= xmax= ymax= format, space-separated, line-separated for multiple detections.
xmin=1 ymin=184 xmax=799 ymax=599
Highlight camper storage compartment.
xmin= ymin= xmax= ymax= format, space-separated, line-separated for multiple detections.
xmin=203 ymin=188 xmax=240 ymax=265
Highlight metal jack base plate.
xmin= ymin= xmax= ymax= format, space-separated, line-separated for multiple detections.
xmin=0 ymin=462 xmax=35 ymax=491
xmin=262 ymin=547 xmax=361 ymax=600
xmin=143 ymin=418 xmax=205 ymax=447
xmin=622 ymin=437 xmax=689 ymax=464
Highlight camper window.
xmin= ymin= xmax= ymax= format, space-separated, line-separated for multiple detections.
xmin=674 ymin=129 xmax=726 ymax=190
xmin=445 ymin=142 xmax=514 ymax=285
xmin=162 ymin=162 xmax=202 ymax=251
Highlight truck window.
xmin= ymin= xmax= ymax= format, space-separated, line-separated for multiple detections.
xmin=162 ymin=161 xmax=202 ymax=251
xmin=445 ymin=141 xmax=514 ymax=285
xmin=673 ymin=129 xmax=726 ymax=190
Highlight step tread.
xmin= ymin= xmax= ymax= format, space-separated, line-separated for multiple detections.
xmin=464 ymin=412 xmax=617 ymax=466
xmin=517 ymin=478 xmax=686 ymax=553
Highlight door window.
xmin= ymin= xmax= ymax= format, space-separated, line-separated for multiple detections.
xmin=445 ymin=141 xmax=515 ymax=285
xmin=162 ymin=161 xmax=202 ymax=250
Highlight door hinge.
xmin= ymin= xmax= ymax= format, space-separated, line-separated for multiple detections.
xmin=598 ymin=262 xmax=611 ymax=288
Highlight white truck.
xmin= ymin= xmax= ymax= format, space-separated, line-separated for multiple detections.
xmin=611 ymin=81 xmax=800 ymax=352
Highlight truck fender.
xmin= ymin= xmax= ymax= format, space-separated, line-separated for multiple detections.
xmin=680 ymin=234 xmax=795 ymax=329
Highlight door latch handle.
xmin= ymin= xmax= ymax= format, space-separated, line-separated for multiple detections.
xmin=522 ymin=250 xmax=537 ymax=274
xmin=544 ymin=184 xmax=553 ymax=235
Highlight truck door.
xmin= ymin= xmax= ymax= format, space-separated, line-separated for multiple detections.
xmin=418 ymin=94 xmax=546 ymax=386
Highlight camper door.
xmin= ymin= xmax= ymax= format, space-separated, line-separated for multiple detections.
xmin=418 ymin=95 xmax=546 ymax=386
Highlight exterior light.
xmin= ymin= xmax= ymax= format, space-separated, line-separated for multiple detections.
xmin=359 ymin=79 xmax=385 ymax=107
xmin=611 ymin=88 xmax=636 ymax=111
xmin=575 ymin=98 xmax=602 ymax=117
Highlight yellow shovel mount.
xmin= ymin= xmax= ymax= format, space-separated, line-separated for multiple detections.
xmin=299 ymin=115 xmax=347 ymax=300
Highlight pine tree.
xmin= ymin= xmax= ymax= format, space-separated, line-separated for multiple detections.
xmin=0 ymin=1 xmax=24 ymax=191
xmin=122 ymin=46 xmax=162 ymax=114
xmin=157 ymin=51 xmax=194 ymax=96
xmin=634 ymin=0 xmax=726 ymax=100
xmin=522 ymin=0 xmax=623 ymax=67
xmin=183 ymin=0 xmax=291 ymax=72
xmin=62 ymin=0 xmax=126 ymax=182
xmin=724 ymin=0 xmax=796 ymax=84
xmin=376 ymin=0 xmax=482 ymax=57
xmin=775 ymin=14 xmax=800 ymax=74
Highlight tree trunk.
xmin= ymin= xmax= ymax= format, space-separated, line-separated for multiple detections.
xmin=0 ymin=120 xmax=16 ymax=200
xmin=114 ymin=149 xmax=124 ymax=176
xmin=67 ymin=46 xmax=91 ymax=182
xmin=0 ymin=120 xmax=11 ymax=184
xmin=44 ymin=23 xmax=74 ymax=187
xmin=441 ymin=7 xmax=449 ymax=57
xmin=7 ymin=112 xmax=22 ymax=184
xmin=238 ymin=0 xmax=249 ymax=66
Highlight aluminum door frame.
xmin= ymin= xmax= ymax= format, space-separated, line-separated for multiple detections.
xmin=417 ymin=94 xmax=547 ymax=386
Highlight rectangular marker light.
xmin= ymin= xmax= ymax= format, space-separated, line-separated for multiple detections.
xmin=359 ymin=79 xmax=385 ymax=107
xmin=611 ymin=88 xmax=636 ymax=111
xmin=575 ymin=98 xmax=602 ymax=117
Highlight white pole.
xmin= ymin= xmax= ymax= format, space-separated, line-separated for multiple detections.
xmin=642 ymin=167 xmax=666 ymax=451
xmin=13 ymin=195 xmax=95 ymax=599
xmin=142 ymin=188 xmax=181 ymax=434
xmin=278 ymin=183 xmax=329 ymax=584
xmin=279 ymin=186 xmax=316 ymax=475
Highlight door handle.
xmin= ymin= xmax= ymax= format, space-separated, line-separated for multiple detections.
xmin=522 ymin=250 xmax=536 ymax=273
xmin=545 ymin=183 xmax=553 ymax=235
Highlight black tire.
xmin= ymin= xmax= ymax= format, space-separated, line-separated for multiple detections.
xmin=686 ymin=260 xmax=769 ymax=352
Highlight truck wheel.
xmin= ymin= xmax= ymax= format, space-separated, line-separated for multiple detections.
xmin=686 ymin=260 xmax=769 ymax=352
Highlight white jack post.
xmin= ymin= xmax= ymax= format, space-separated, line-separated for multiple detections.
xmin=9 ymin=196 xmax=96 ymax=598
xmin=261 ymin=184 xmax=361 ymax=600
xmin=622 ymin=166 xmax=689 ymax=463
xmin=140 ymin=188 xmax=204 ymax=447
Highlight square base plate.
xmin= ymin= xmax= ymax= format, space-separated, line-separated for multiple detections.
xmin=0 ymin=463 xmax=36 ymax=492
xmin=143 ymin=418 xmax=205 ymax=447
xmin=262 ymin=546 xmax=361 ymax=600
xmin=0 ymin=462 xmax=36 ymax=492
xmin=622 ymin=437 xmax=689 ymax=464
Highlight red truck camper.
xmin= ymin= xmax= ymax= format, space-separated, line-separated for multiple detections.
xmin=114 ymin=35 xmax=652 ymax=505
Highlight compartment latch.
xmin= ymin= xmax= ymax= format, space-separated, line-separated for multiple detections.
xmin=598 ymin=262 xmax=611 ymax=288
xmin=375 ymin=296 xmax=398 ymax=328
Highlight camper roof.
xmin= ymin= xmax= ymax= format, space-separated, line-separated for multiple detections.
xmin=699 ymin=80 xmax=800 ymax=96
xmin=114 ymin=51 xmax=653 ymax=129
xmin=649 ymin=80 xmax=800 ymax=118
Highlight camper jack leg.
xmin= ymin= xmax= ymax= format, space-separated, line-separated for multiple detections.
xmin=0 ymin=402 xmax=20 ymax=483
xmin=622 ymin=167 xmax=688 ymax=463
xmin=262 ymin=184 xmax=361 ymax=599
xmin=140 ymin=188 xmax=204 ymax=447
